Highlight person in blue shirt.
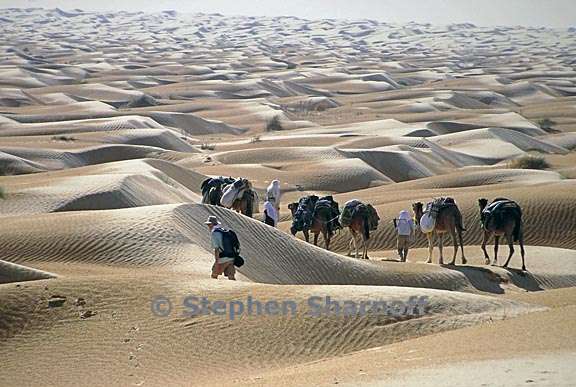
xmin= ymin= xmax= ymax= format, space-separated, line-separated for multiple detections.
xmin=205 ymin=216 xmax=236 ymax=280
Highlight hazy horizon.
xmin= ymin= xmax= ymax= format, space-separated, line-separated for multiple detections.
xmin=1 ymin=0 xmax=575 ymax=28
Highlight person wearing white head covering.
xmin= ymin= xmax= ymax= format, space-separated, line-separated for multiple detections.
xmin=263 ymin=200 xmax=278 ymax=227
xmin=394 ymin=210 xmax=415 ymax=262
xmin=266 ymin=179 xmax=281 ymax=213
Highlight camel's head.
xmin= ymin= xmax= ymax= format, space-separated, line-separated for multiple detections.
xmin=478 ymin=198 xmax=488 ymax=211
xmin=288 ymin=202 xmax=298 ymax=217
xmin=412 ymin=202 xmax=424 ymax=222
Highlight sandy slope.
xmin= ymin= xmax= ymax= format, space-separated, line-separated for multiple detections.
xmin=1 ymin=7 xmax=576 ymax=387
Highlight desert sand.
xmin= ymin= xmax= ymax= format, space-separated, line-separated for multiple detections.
xmin=0 ymin=7 xmax=575 ymax=387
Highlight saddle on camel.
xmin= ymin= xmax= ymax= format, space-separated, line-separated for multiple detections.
xmin=412 ymin=197 xmax=466 ymax=266
xmin=288 ymin=195 xmax=341 ymax=250
xmin=340 ymin=200 xmax=380 ymax=259
xmin=201 ymin=176 xmax=235 ymax=205
xmin=479 ymin=197 xmax=526 ymax=271
xmin=219 ymin=177 xmax=258 ymax=218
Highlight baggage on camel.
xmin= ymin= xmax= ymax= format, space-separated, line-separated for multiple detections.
xmin=291 ymin=195 xmax=318 ymax=233
xmin=340 ymin=199 xmax=379 ymax=231
xmin=339 ymin=199 xmax=363 ymax=228
xmin=315 ymin=195 xmax=341 ymax=231
xmin=420 ymin=197 xmax=457 ymax=233
xmin=481 ymin=198 xmax=522 ymax=231
xmin=201 ymin=176 xmax=234 ymax=204
xmin=220 ymin=178 xmax=251 ymax=208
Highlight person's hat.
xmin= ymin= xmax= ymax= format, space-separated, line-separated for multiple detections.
xmin=398 ymin=210 xmax=412 ymax=220
xmin=204 ymin=216 xmax=220 ymax=225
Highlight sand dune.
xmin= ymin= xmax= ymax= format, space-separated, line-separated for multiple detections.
xmin=0 ymin=260 xmax=55 ymax=284
xmin=1 ymin=203 xmax=574 ymax=294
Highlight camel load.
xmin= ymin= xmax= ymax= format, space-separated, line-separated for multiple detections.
xmin=221 ymin=178 xmax=249 ymax=208
xmin=481 ymin=199 xmax=523 ymax=232
xmin=288 ymin=195 xmax=341 ymax=250
xmin=479 ymin=198 xmax=526 ymax=270
xmin=314 ymin=195 xmax=341 ymax=233
xmin=219 ymin=178 xmax=258 ymax=216
xmin=340 ymin=200 xmax=379 ymax=231
xmin=412 ymin=197 xmax=466 ymax=266
xmin=340 ymin=199 xmax=380 ymax=259
xmin=201 ymin=176 xmax=235 ymax=205
xmin=289 ymin=195 xmax=318 ymax=234
xmin=419 ymin=197 xmax=458 ymax=233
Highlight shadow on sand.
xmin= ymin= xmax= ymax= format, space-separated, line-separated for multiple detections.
xmin=443 ymin=264 xmax=543 ymax=294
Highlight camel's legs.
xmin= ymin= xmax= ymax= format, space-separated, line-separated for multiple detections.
xmin=449 ymin=228 xmax=458 ymax=265
xmin=425 ymin=233 xmax=434 ymax=264
xmin=303 ymin=230 xmax=310 ymax=244
xmin=313 ymin=232 xmax=319 ymax=246
xmin=502 ymin=232 xmax=515 ymax=268
xmin=519 ymin=231 xmax=526 ymax=271
xmin=438 ymin=233 xmax=445 ymax=265
xmin=347 ymin=237 xmax=354 ymax=256
xmin=492 ymin=235 xmax=500 ymax=266
xmin=324 ymin=231 xmax=330 ymax=251
xmin=458 ymin=226 xmax=467 ymax=264
xmin=362 ymin=234 xmax=368 ymax=260
xmin=353 ymin=231 xmax=360 ymax=259
xmin=481 ymin=230 xmax=490 ymax=265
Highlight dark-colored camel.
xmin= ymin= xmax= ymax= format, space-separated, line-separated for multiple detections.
xmin=201 ymin=176 xmax=234 ymax=206
xmin=478 ymin=198 xmax=526 ymax=271
xmin=289 ymin=196 xmax=335 ymax=250
xmin=206 ymin=185 xmax=223 ymax=206
xmin=412 ymin=199 xmax=466 ymax=265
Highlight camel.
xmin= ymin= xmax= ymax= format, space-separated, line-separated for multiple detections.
xmin=289 ymin=196 xmax=336 ymax=250
xmin=478 ymin=198 xmax=526 ymax=271
xmin=230 ymin=189 xmax=257 ymax=218
xmin=201 ymin=176 xmax=234 ymax=206
xmin=218 ymin=178 xmax=257 ymax=218
xmin=346 ymin=205 xmax=377 ymax=260
xmin=412 ymin=198 xmax=466 ymax=265
xmin=206 ymin=185 xmax=223 ymax=206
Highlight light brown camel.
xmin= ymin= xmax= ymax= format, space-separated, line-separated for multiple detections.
xmin=344 ymin=203 xmax=379 ymax=260
xmin=289 ymin=197 xmax=334 ymax=250
xmin=412 ymin=199 xmax=466 ymax=265
xmin=230 ymin=190 xmax=257 ymax=218
xmin=220 ymin=178 xmax=257 ymax=218
xmin=478 ymin=198 xmax=526 ymax=271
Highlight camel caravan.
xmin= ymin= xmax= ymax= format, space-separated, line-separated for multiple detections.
xmin=199 ymin=178 xmax=527 ymax=271
xmin=201 ymin=176 xmax=258 ymax=217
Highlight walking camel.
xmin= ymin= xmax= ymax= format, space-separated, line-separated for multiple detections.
xmin=289 ymin=196 xmax=336 ymax=250
xmin=340 ymin=200 xmax=380 ymax=259
xmin=206 ymin=185 xmax=223 ymax=206
xmin=218 ymin=178 xmax=258 ymax=218
xmin=229 ymin=189 xmax=257 ymax=218
xmin=478 ymin=198 xmax=526 ymax=271
xmin=412 ymin=198 xmax=466 ymax=265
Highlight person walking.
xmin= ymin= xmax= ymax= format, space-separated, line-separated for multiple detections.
xmin=205 ymin=216 xmax=236 ymax=280
xmin=263 ymin=199 xmax=278 ymax=227
xmin=266 ymin=179 xmax=281 ymax=213
xmin=394 ymin=210 xmax=415 ymax=262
